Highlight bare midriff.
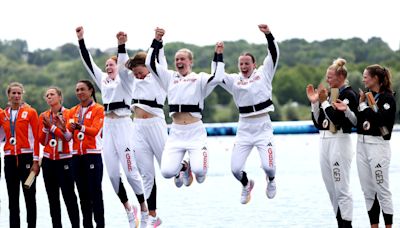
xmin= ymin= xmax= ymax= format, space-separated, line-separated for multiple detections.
xmin=172 ymin=112 xmax=200 ymax=125
xmin=133 ymin=107 xmax=155 ymax=119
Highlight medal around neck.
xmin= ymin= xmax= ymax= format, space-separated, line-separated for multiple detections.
xmin=49 ymin=139 xmax=57 ymax=147
xmin=77 ymin=132 xmax=85 ymax=141
xmin=322 ymin=119 xmax=329 ymax=128
xmin=363 ymin=121 xmax=370 ymax=130
xmin=9 ymin=137 xmax=16 ymax=145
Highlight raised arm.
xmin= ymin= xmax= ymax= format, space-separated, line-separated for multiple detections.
xmin=259 ymin=24 xmax=279 ymax=79
xmin=76 ymin=26 xmax=104 ymax=89
xmin=145 ymin=27 xmax=171 ymax=90
xmin=116 ymin=31 xmax=134 ymax=87
xmin=204 ymin=41 xmax=225 ymax=97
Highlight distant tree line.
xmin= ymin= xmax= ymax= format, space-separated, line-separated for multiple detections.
xmin=1 ymin=37 xmax=399 ymax=123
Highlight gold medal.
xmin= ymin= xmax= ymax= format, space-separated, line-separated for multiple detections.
xmin=322 ymin=119 xmax=329 ymax=128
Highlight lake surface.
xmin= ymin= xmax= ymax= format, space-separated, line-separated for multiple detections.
xmin=1 ymin=133 xmax=399 ymax=227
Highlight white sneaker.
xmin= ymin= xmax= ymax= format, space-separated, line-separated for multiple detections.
xmin=182 ymin=161 xmax=193 ymax=187
xmin=240 ymin=179 xmax=254 ymax=204
xmin=140 ymin=211 xmax=149 ymax=228
xmin=126 ymin=206 xmax=139 ymax=228
xmin=146 ymin=215 xmax=162 ymax=228
xmin=267 ymin=179 xmax=276 ymax=199
xmin=195 ymin=175 xmax=206 ymax=184
xmin=174 ymin=172 xmax=183 ymax=188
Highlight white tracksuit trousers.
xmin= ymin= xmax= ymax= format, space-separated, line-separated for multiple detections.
xmin=319 ymin=130 xmax=354 ymax=221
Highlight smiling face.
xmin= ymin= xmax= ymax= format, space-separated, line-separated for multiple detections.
xmin=105 ymin=57 xmax=118 ymax=79
xmin=325 ymin=68 xmax=345 ymax=89
xmin=175 ymin=49 xmax=192 ymax=76
xmin=238 ymin=55 xmax=256 ymax=78
xmin=362 ymin=69 xmax=379 ymax=91
xmin=75 ymin=82 xmax=92 ymax=103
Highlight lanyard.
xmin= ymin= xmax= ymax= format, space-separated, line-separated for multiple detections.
xmin=9 ymin=108 xmax=19 ymax=138
xmin=49 ymin=112 xmax=56 ymax=139
xmin=374 ymin=93 xmax=380 ymax=103
xmin=366 ymin=92 xmax=381 ymax=106
xmin=78 ymin=101 xmax=92 ymax=125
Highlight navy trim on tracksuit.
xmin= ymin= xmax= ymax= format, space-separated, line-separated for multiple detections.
xmin=265 ymin=33 xmax=278 ymax=66
xmin=149 ymin=39 xmax=163 ymax=77
xmin=79 ymin=39 xmax=95 ymax=75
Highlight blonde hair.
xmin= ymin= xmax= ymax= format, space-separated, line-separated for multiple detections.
xmin=176 ymin=48 xmax=193 ymax=61
xmin=6 ymin=82 xmax=25 ymax=96
xmin=328 ymin=58 xmax=348 ymax=85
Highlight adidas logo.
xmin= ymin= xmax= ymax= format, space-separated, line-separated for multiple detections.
xmin=333 ymin=162 xmax=340 ymax=166
xmin=202 ymin=146 xmax=207 ymax=151
xmin=375 ymin=164 xmax=382 ymax=168
xmin=125 ymin=148 xmax=131 ymax=153
xmin=267 ymin=142 xmax=273 ymax=147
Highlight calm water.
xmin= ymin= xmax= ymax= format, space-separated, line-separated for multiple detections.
xmin=1 ymin=133 xmax=399 ymax=228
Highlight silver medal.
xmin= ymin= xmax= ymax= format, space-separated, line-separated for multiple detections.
xmin=49 ymin=139 xmax=57 ymax=147
xmin=77 ymin=132 xmax=85 ymax=141
xmin=9 ymin=137 xmax=16 ymax=145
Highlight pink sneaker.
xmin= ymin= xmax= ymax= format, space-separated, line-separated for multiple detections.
xmin=146 ymin=215 xmax=162 ymax=228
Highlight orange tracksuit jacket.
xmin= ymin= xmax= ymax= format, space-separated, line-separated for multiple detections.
xmin=66 ymin=102 xmax=104 ymax=155
xmin=38 ymin=108 xmax=73 ymax=160
xmin=0 ymin=105 xmax=40 ymax=161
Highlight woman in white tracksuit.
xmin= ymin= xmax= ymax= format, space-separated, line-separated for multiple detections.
xmin=355 ymin=64 xmax=395 ymax=228
xmin=145 ymin=30 xmax=224 ymax=188
xmin=119 ymin=28 xmax=168 ymax=228
xmin=217 ymin=24 xmax=279 ymax=205
xmin=306 ymin=58 xmax=358 ymax=228
xmin=76 ymin=27 xmax=146 ymax=228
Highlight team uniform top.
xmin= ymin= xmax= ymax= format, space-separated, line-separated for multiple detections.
xmin=119 ymin=48 xmax=168 ymax=119
xmin=0 ymin=108 xmax=4 ymax=142
xmin=79 ymin=40 xmax=132 ymax=116
xmin=311 ymin=86 xmax=358 ymax=133
xmin=67 ymin=102 xmax=104 ymax=155
xmin=219 ymin=33 xmax=279 ymax=118
xmin=0 ymin=104 xmax=40 ymax=160
xmin=39 ymin=108 xmax=73 ymax=160
xmin=357 ymin=91 xmax=396 ymax=140
xmin=146 ymin=39 xmax=225 ymax=119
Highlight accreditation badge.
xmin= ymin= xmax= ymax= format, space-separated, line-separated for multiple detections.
xmin=9 ymin=137 xmax=16 ymax=145
xmin=322 ymin=119 xmax=329 ymax=128
xmin=363 ymin=121 xmax=370 ymax=130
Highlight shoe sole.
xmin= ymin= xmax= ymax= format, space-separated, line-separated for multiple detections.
xmin=184 ymin=173 xmax=193 ymax=186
